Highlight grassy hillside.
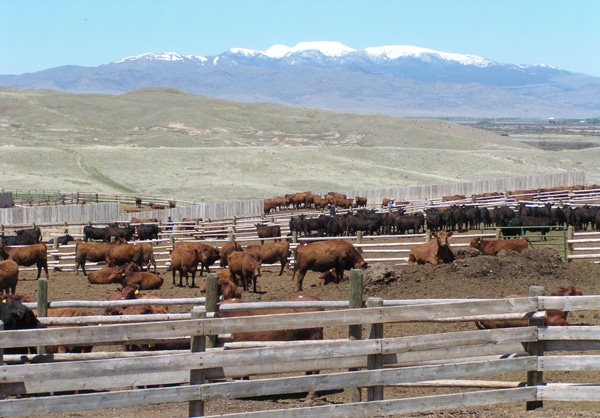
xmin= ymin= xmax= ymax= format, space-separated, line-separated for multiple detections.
xmin=1 ymin=87 xmax=599 ymax=202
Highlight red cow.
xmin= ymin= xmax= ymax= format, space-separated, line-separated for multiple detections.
xmin=121 ymin=271 xmax=164 ymax=290
xmin=104 ymin=285 xmax=140 ymax=315
xmin=135 ymin=242 xmax=157 ymax=273
xmin=170 ymin=247 xmax=201 ymax=287
xmin=469 ymin=237 xmax=531 ymax=255
xmin=0 ymin=243 xmax=48 ymax=279
xmin=243 ymin=241 xmax=290 ymax=276
xmin=106 ymin=243 xmax=144 ymax=269
xmin=131 ymin=217 xmax=158 ymax=224
xmin=75 ymin=239 xmax=126 ymax=276
xmin=219 ymin=240 xmax=243 ymax=268
xmin=87 ymin=262 xmax=140 ymax=285
xmin=408 ymin=230 xmax=455 ymax=266
xmin=255 ymin=223 xmax=281 ymax=245
xmin=199 ymin=269 xmax=242 ymax=299
xmin=0 ymin=259 xmax=19 ymax=295
xmin=475 ymin=286 xmax=583 ymax=329
xmin=34 ymin=308 xmax=96 ymax=354
xmin=173 ymin=242 xmax=220 ymax=275
xmin=292 ymin=240 xmax=368 ymax=292
xmin=228 ymin=251 xmax=261 ymax=293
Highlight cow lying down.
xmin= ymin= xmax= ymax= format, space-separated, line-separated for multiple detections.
xmin=476 ymin=286 xmax=583 ymax=329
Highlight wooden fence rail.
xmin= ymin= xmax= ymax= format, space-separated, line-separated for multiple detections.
xmin=1 ymin=277 xmax=599 ymax=417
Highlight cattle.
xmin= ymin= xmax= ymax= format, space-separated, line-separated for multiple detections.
xmin=75 ymin=239 xmax=125 ymax=276
xmin=292 ymin=240 xmax=368 ymax=292
xmin=425 ymin=208 xmax=443 ymax=233
xmin=173 ymin=242 xmax=220 ymax=275
xmin=137 ymin=224 xmax=160 ymax=241
xmin=199 ymin=270 xmax=243 ymax=299
xmin=255 ymin=223 xmax=281 ymax=245
xmin=106 ymin=243 xmax=144 ymax=269
xmin=83 ymin=225 xmax=109 ymax=242
xmin=345 ymin=212 xmax=383 ymax=236
xmin=148 ymin=202 xmax=165 ymax=210
xmin=169 ymin=200 xmax=176 ymax=209
xmin=0 ymin=259 xmax=19 ymax=295
xmin=288 ymin=216 xmax=304 ymax=235
xmin=87 ymin=262 xmax=140 ymax=285
xmin=122 ymin=290 xmax=169 ymax=316
xmin=133 ymin=242 xmax=156 ymax=273
xmin=219 ymin=240 xmax=243 ymax=268
xmin=355 ymin=196 xmax=368 ymax=208
xmin=2 ymin=227 xmax=42 ymax=245
xmin=475 ymin=286 xmax=582 ymax=329
xmin=243 ymin=241 xmax=290 ymax=276
xmin=228 ymin=251 xmax=261 ymax=293
xmin=408 ymin=230 xmax=454 ymax=266
xmin=121 ymin=271 xmax=164 ymax=290
xmin=503 ymin=215 xmax=558 ymax=240
xmin=46 ymin=234 xmax=75 ymax=246
xmin=107 ymin=225 xmax=136 ymax=242
xmin=179 ymin=217 xmax=203 ymax=231
xmin=171 ymin=247 xmax=200 ymax=287
xmin=0 ymin=243 xmax=49 ymax=279
xmin=34 ymin=308 xmax=96 ymax=354
xmin=469 ymin=237 xmax=531 ymax=256
xmin=104 ymin=285 xmax=140 ymax=315
xmin=300 ymin=214 xmax=330 ymax=236
xmin=135 ymin=197 xmax=143 ymax=208
xmin=0 ymin=297 xmax=44 ymax=354
xmin=393 ymin=213 xmax=425 ymax=234
xmin=131 ymin=217 xmax=158 ymax=224
xmin=216 ymin=295 xmax=323 ymax=398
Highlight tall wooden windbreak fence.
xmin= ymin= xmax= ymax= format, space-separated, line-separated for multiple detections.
xmin=1 ymin=275 xmax=599 ymax=417
xmin=0 ymin=171 xmax=588 ymax=225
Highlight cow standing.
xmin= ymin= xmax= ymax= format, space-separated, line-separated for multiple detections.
xmin=228 ymin=251 xmax=261 ymax=293
xmin=0 ymin=243 xmax=48 ymax=279
xmin=243 ymin=241 xmax=290 ymax=276
xmin=255 ymin=223 xmax=281 ymax=245
xmin=171 ymin=247 xmax=200 ymax=287
xmin=0 ymin=259 xmax=19 ymax=295
xmin=292 ymin=240 xmax=368 ymax=292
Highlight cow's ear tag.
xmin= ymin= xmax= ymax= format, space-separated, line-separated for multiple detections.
xmin=2 ymin=299 xmax=6 ymax=303
xmin=135 ymin=289 xmax=139 ymax=294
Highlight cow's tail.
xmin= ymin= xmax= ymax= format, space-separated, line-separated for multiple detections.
xmin=475 ymin=321 xmax=486 ymax=330
xmin=291 ymin=244 xmax=301 ymax=282
xmin=525 ymin=237 xmax=533 ymax=248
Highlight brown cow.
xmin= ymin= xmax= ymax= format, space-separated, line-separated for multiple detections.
xmin=75 ymin=239 xmax=126 ymax=276
xmin=355 ymin=196 xmax=368 ymax=208
xmin=173 ymin=241 xmax=220 ymax=275
xmin=179 ymin=217 xmax=203 ymax=231
xmin=87 ymin=262 xmax=140 ymax=285
xmin=408 ymin=230 xmax=455 ymax=266
xmin=130 ymin=217 xmax=158 ymax=224
xmin=0 ymin=259 xmax=19 ymax=295
xmin=0 ymin=243 xmax=48 ymax=279
xmin=121 ymin=271 xmax=164 ymax=290
xmin=475 ymin=286 xmax=583 ymax=329
xmin=135 ymin=197 xmax=143 ymax=208
xmin=33 ymin=307 xmax=96 ymax=354
xmin=243 ymin=241 xmax=290 ymax=276
xmin=148 ymin=202 xmax=165 ymax=210
xmin=469 ymin=237 xmax=531 ymax=255
xmin=171 ymin=247 xmax=200 ymax=287
xmin=219 ymin=240 xmax=243 ymax=268
xmin=255 ymin=223 xmax=281 ymax=245
xmin=216 ymin=295 xmax=323 ymax=398
xmin=199 ymin=269 xmax=242 ymax=299
xmin=228 ymin=251 xmax=261 ymax=293
xmin=106 ymin=243 xmax=144 ymax=269
xmin=135 ymin=242 xmax=157 ymax=273
xmin=292 ymin=240 xmax=368 ymax=292
xmin=104 ymin=285 xmax=140 ymax=315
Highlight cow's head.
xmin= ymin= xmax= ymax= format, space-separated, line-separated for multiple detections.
xmin=434 ymin=230 xmax=452 ymax=246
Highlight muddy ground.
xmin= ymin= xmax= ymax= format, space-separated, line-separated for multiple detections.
xmin=12 ymin=240 xmax=600 ymax=418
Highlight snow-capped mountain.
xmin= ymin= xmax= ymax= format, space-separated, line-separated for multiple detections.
xmin=1 ymin=42 xmax=599 ymax=118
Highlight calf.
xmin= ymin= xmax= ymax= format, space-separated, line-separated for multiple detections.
xmin=46 ymin=234 xmax=75 ymax=246
xmin=0 ymin=243 xmax=48 ymax=279
xmin=174 ymin=242 xmax=220 ymax=276
xmin=199 ymin=270 xmax=242 ymax=299
xmin=408 ymin=230 xmax=454 ymax=266
xmin=469 ymin=237 xmax=531 ymax=255
xmin=121 ymin=271 xmax=164 ymax=290
xmin=228 ymin=251 xmax=261 ymax=293
xmin=0 ymin=259 xmax=19 ymax=295
xmin=104 ymin=285 xmax=140 ymax=315
xmin=87 ymin=262 xmax=140 ymax=285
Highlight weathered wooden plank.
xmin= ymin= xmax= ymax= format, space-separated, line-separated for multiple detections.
xmin=539 ymin=325 xmax=600 ymax=341
xmin=538 ymin=384 xmax=600 ymax=401
xmin=538 ymin=354 xmax=600 ymax=371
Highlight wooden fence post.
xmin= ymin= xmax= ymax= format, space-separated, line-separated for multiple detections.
xmin=36 ymin=278 xmax=48 ymax=355
xmin=348 ymin=268 xmax=363 ymax=403
xmin=495 ymin=228 xmax=502 ymax=239
xmin=425 ymin=229 xmax=431 ymax=242
xmin=205 ymin=273 xmax=219 ymax=349
xmin=366 ymin=297 xmax=383 ymax=402
xmin=526 ymin=285 xmax=546 ymax=411
xmin=566 ymin=226 xmax=574 ymax=260
xmin=189 ymin=307 xmax=206 ymax=417
xmin=356 ymin=231 xmax=363 ymax=252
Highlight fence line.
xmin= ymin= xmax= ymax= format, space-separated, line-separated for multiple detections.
xmin=1 ymin=281 xmax=599 ymax=417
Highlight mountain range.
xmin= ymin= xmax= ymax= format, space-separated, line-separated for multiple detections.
xmin=2 ymin=41 xmax=599 ymax=118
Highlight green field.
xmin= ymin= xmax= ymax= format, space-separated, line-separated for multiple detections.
xmin=1 ymin=87 xmax=599 ymax=202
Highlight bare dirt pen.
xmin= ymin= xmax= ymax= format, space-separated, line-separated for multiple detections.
xmin=10 ymin=230 xmax=600 ymax=417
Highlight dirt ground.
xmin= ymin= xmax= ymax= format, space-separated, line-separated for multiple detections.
xmin=13 ymin=239 xmax=600 ymax=418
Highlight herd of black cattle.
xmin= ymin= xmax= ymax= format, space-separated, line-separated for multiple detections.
xmin=289 ymin=202 xmax=600 ymax=238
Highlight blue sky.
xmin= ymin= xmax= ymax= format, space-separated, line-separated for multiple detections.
xmin=2 ymin=0 xmax=599 ymax=76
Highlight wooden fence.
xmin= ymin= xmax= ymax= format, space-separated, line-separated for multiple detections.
xmin=1 ymin=275 xmax=599 ymax=417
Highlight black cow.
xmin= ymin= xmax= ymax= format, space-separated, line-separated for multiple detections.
xmin=83 ymin=226 xmax=109 ymax=242
xmin=0 ymin=298 xmax=44 ymax=354
xmin=301 ymin=214 xmax=331 ymax=236
xmin=2 ymin=234 xmax=40 ymax=246
xmin=107 ymin=226 xmax=136 ymax=242
xmin=255 ymin=223 xmax=281 ymax=244
xmin=394 ymin=213 xmax=425 ymax=234
xmin=46 ymin=234 xmax=75 ymax=246
xmin=503 ymin=215 xmax=558 ymax=240
xmin=15 ymin=227 xmax=42 ymax=242
xmin=137 ymin=224 xmax=160 ymax=241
